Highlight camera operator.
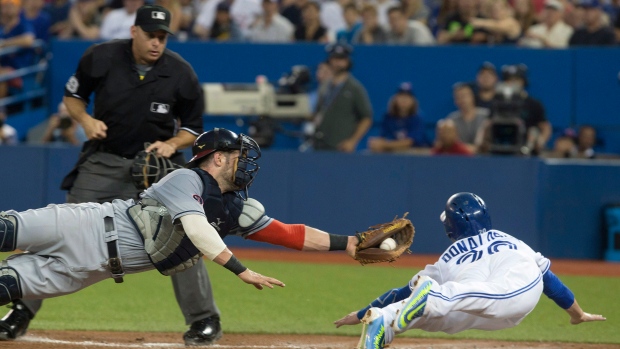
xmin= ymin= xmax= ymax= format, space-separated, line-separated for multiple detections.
xmin=41 ymin=102 xmax=86 ymax=145
xmin=481 ymin=64 xmax=551 ymax=155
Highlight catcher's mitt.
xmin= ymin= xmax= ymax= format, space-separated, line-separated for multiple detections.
xmin=130 ymin=149 xmax=181 ymax=190
xmin=354 ymin=213 xmax=415 ymax=265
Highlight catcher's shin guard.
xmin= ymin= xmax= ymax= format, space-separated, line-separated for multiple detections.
xmin=0 ymin=263 xmax=22 ymax=306
xmin=0 ymin=213 xmax=18 ymax=252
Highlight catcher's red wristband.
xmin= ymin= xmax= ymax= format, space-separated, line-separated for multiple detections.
xmin=247 ymin=220 xmax=305 ymax=250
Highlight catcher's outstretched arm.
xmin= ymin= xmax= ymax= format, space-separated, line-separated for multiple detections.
xmin=247 ymin=220 xmax=358 ymax=257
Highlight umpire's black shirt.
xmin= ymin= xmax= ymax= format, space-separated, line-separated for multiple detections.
xmin=64 ymin=39 xmax=204 ymax=158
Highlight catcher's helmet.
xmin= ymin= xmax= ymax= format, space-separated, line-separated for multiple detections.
xmin=186 ymin=128 xmax=261 ymax=198
xmin=440 ymin=193 xmax=492 ymax=242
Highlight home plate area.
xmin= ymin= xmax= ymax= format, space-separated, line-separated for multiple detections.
xmin=1 ymin=330 xmax=617 ymax=349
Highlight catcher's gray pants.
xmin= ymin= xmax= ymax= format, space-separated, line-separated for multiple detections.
xmin=19 ymin=151 xmax=220 ymax=324
xmin=3 ymin=202 xmax=145 ymax=299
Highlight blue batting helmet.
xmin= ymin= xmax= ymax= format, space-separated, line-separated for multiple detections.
xmin=440 ymin=193 xmax=492 ymax=242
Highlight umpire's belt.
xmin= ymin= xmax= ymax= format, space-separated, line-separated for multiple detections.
xmin=104 ymin=216 xmax=124 ymax=283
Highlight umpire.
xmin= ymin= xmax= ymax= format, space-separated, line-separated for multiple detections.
xmin=0 ymin=5 xmax=221 ymax=346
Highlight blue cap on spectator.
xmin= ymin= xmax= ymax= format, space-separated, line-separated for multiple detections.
xmin=478 ymin=61 xmax=497 ymax=74
xmin=577 ymin=0 xmax=600 ymax=8
xmin=397 ymin=82 xmax=414 ymax=95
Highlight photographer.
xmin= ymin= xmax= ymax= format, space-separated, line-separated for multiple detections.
xmin=481 ymin=64 xmax=551 ymax=156
xmin=41 ymin=102 xmax=86 ymax=145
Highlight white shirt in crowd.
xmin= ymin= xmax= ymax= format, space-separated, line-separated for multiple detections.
xmin=320 ymin=1 xmax=346 ymax=34
xmin=522 ymin=20 xmax=574 ymax=48
xmin=247 ymin=14 xmax=294 ymax=42
xmin=195 ymin=0 xmax=262 ymax=37
xmin=373 ymin=0 xmax=399 ymax=30
xmin=100 ymin=8 xmax=137 ymax=40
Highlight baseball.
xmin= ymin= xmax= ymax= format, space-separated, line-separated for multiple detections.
xmin=380 ymin=238 xmax=397 ymax=251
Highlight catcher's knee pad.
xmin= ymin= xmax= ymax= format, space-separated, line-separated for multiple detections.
xmin=0 ymin=264 xmax=22 ymax=306
xmin=0 ymin=213 xmax=18 ymax=252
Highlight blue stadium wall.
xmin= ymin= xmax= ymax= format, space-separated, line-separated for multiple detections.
xmin=45 ymin=40 xmax=620 ymax=153
xmin=1 ymin=146 xmax=619 ymax=260
xmin=4 ymin=41 xmax=618 ymax=260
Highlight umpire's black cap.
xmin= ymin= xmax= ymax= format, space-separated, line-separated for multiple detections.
xmin=135 ymin=5 xmax=174 ymax=35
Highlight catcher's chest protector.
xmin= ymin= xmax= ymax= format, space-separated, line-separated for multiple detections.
xmin=127 ymin=199 xmax=202 ymax=276
xmin=126 ymin=169 xmax=241 ymax=275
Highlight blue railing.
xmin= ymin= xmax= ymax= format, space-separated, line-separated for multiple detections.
xmin=0 ymin=40 xmax=48 ymax=109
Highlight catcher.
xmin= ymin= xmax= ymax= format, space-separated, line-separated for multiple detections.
xmin=0 ymin=128 xmax=414 ymax=334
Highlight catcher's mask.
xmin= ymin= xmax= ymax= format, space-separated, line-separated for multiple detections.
xmin=130 ymin=149 xmax=182 ymax=190
xmin=440 ymin=192 xmax=492 ymax=242
xmin=186 ymin=128 xmax=261 ymax=199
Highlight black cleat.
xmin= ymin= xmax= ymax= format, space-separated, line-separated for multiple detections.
xmin=0 ymin=302 xmax=33 ymax=341
xmin=183 ymin=315 xmax=223 ymax=346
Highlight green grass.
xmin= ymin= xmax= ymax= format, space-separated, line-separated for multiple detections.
xmin=1 ymin=253 xmax=618 ymax=344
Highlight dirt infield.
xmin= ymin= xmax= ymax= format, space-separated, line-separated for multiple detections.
xmin=2 ymin=248 xmax=618 ymax=349
xmin=2 ymin=330 xmax=619 ymax=349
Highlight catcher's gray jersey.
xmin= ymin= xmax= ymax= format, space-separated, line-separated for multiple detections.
xmin=141 ymin=169 xmax=206 ymax=222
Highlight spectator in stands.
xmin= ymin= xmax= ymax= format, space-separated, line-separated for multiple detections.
xmin=177 ymin=0 xmax=196 ymax=36
xmin=565 ymin=0 xmax=585 ymax=29
xmin=401 ymin=0 xmax=430 ymax=24
xmin=437 ymin=0 xmax=481 ymax=44
xmin=371 ymin=0 xmax=399 ymax=30
xmin=319 ymin=0 xmax=348 ymax=36
xmin=281 ymin=0 xmax=306 ymax=28
xmin=472 ymin=62 xmax=498 ymax=111
xmin=194 ymin=0 xmax=261 ymax=40
xmin=482 ymin=64 xmax=552 ymax=155
xmin=569 ymin=0 xmax=616 ymax=45
xmin=209 ymin=2 xmax=242 ymax=41
xmin=431 ymin=119 xmax=474 ymax=155
xmin=434 ymin=0 xmax=458 ymax=35
xmin=470 ymin=0 xmax=522 ymax=45
xmin=41 ymin=102 xmax=87 ymax=146
xmin=386 ymin=5 xmax=435 ymax=45
xmin=0 ymin=0 xmax=35 ymax=99
xmin=513 ymin=0 xmax=537 ymax=34
xmin=99 ymin=0 xmax=144 ymax=40
xmin=519 ymin=0 xmax=573 ymax=48
xmin=43 ymin=0 xmax=71 ymax=38
xmin=446 ymin=83 xmax=489 ymax=153
xmin=0 ymin=110 xmax=17 ymax=145
xmin=295 ymin=1 xmax=328 ymax=42
xmin=551 ymin=126 xmax=598 ymax=158
xmin=312 ymin=43 xmax=372 ymax=152
xmin=367 ymin=82 xmax=429 ymax=153
xmin=352 ymin=4 xmax=387 ymax=44
xmin=247 ymin=0 xmax=294 ymax=42
xmin=22 ymin=0 xmax=51 ymax=43
xmin=68 ymin=0 xmax=102 ymax=39
xmin=576 ymin=125 xmax=598 ymax=158
xmin=335 ymin=3 xmax=361 ymax=44
xmin=155 ymin=0 xmax=182 ymax=35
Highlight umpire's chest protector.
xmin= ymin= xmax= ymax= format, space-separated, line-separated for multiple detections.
xmin=127 ymin=169 xmax=242 ymax=276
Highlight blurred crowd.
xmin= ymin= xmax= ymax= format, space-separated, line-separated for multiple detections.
xmin=0 ymin=0 xmax=616 ymax=159
xmin=302 ymin=44 xmax=609 ymax=159
xmin=1 ymin=0 xmax=620 ymax=45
